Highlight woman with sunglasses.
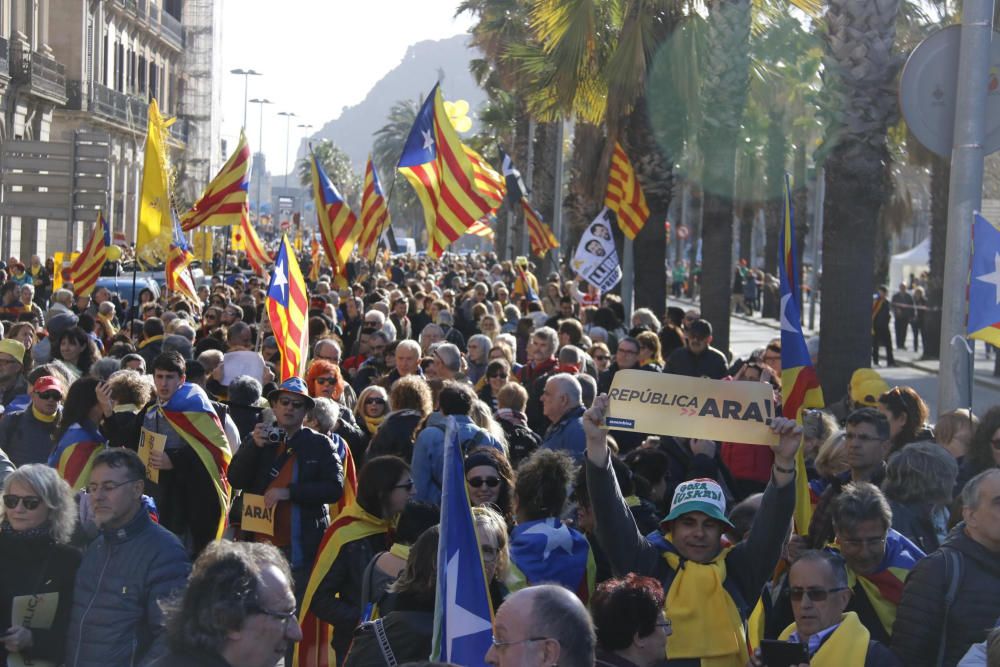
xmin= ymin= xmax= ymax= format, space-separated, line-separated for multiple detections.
xmin=465 ymin=448 xmax=515 ymax=529
xmin=306 ymin=359 xmax=352 ymax=409
xmin=589 ymin=342 xmax=612 ymax=373
xmin=477 ymin=358 xmax=511 ymax=412
xmin=366 ymin=376 xmax=432 ymax=464
xmin=353 ymin=386 xmax=389 ymax=454
xmin=301 ymin=455 xmax=415 ymax=665
xmin=0 ymin=464 xmax=81 ymax=666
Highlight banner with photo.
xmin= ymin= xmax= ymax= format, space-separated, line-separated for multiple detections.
xmin=571 ymin=207 xmax=622 ymax=292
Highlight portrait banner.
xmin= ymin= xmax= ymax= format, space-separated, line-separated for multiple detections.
xmin=571 ymin=207 xmax=622 ymax=292
xmin=605 ymin=370 xmax=779 ymax=446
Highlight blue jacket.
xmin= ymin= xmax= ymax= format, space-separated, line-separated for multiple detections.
xmin=66 ymin=508 xmax=191 ymax=667
xmin=411 ymin=413 xmax=502 ymax=505
xmin=541 ymin=405 xmax=587 ymax=463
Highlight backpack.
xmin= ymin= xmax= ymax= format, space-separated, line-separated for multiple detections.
xmin=501 ymin=420 xmax=541 ymax=468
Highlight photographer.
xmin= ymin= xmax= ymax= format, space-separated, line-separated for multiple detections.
xmin=227 ymin=377 xmax=345 ymax=599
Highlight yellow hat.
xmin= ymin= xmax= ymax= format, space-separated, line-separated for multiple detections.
xmin=852 ymin=376 xmax=890 ymax=407
xmin=849 ymin=368 xmax=882 ymax=394
xmin=0 ymin=339 xmax=25 ymax=364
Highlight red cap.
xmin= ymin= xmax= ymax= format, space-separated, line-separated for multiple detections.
xmin=33 ymin=376 xmax=65 ymax=397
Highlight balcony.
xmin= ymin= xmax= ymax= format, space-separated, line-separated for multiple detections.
xmin=0 ymin=37 xmax=9 ymax=83
xmin=158 ymin=10 xmax=184 ymax=49
xmin=10 ymin=46 xmax=68 ymax=104
xmin=71 ymin=82 xmax=187 ymax=146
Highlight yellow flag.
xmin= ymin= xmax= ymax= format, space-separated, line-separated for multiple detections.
xmin=231 ymin=221 xmax=246 ymax=252
xmin=137 ymin=99 xmax=175 ymax=266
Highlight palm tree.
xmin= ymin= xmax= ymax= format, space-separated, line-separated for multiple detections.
xmin=817 ymin=0 xmax=902 ymax=399
xmin=296 ymin=140 xmax=362 ymax=210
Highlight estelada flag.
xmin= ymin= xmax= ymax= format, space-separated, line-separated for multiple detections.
xmin=48 ymin=422 xmax=107 ymax=490
xmin=266 ymin=235 xmax=308 ymax=382
xmin=309 ymin=147 xmax=361 ymax=271
xmin=158 ymin=383 xmax=232 ymax=539
xmin=969 ymin=212 xmax=1000 ymax=346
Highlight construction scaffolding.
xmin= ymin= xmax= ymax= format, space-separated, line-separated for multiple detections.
xmin=176 ymin=0 xmax=220 ymax=206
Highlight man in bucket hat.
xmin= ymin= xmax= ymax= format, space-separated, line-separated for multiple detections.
xmin=583 ymin=393 xmax=802 ymax=667
xmin=228 ymin=376 xmax=344 ymax=600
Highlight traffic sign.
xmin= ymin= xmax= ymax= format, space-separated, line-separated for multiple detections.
xmin=677 ymin=225 xmax=690 ymax=240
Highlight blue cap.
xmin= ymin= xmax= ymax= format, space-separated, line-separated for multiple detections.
xmin=267 ymin=376 xmax=315 ymax=408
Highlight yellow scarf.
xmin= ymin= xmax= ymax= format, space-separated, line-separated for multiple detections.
xmin=362 ymin=414 xmax=384 ymax=436
xmin=97 ymin=312 xmax=118 ymax=337
xmin=779 ymin=612 xmax=870 ymax=666
xmin=389 ymin=542 xmax=411 ymax=561
xmin=32 ymin=406 xmax=57 ymax=423
xmin=138 ymin=334 xmax=164 ymax=350
xmin=662 ymin=535 xmax=747 ymax=667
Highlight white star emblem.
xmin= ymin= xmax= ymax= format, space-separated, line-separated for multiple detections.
xmin=422 ymin=129 xmax=435 ymax=152
xmin=523 ymin=519 xmax=574 ymax=560
xmin=445 ymin=551 xmax=492 ymax=659
xmin=779 ymin=293 xmax=797 ymax=333
xmin=976 ymin=252 xmax=1000 ymax=305
xmin=272 ymin=258 xmax=288 ymax=294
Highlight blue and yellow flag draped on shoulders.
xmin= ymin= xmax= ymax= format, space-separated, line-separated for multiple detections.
xmin=158 ymin=383 xmax=231 ymax=538
xmin=431 ymin=417 xmax=494 ymax=665
xmin=778 ymin=174 xmax=823 ymax=534
xmin=49 ymin=422 xmax=107 ymax=490
xmin=969 ymin=212 xmax=1000 ymax=345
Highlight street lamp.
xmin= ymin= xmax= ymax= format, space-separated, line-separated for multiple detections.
xmin=296 ymin=122 xmax=313 ymax=185
xmin=230 ymin=68 xmax=261 ymax=130
xmin=277 ymin=111 xmax=297 ymax=188
xmin=249 ymin=97 xmax=274 ymax=224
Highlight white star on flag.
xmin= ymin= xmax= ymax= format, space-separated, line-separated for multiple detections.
xmin=976 ymin=252 xmax=1000 ymax=305
xmin=523 ymin=519 xmax=574 ymax=560
xmin=779 ymin=293 xmax=797 ymax=333
xmin=272 ymin=257 xmax=288 ymax=297
xmin=445 ymin=551 xmax=492 ymax=659
xmin=422 ymin=129 xmax=435 ymax=152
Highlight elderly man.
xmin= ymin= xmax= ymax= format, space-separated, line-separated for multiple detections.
xmin=584 ymin=393 xmax=801 ymax=666
xmin=313 ymin=338 xmax=341 ymax=365
xmin=485 ymin=584 xmax=595 ymax=667
xmin=664 ymin=319 xmax=728 ymax=379
xmin=893 ymin=469 xmax=1000 ymax=667
xmin=0 ymin=339 xmax=27 ymax=409
xmin=382 ymin=339 xmax=422 ymax=387
xmin=227 ymin=377 xmax=343 ymax=598
xmin=352 ymin=330 xmax=390 ymax=393
xmin=540 ymin=373 xmax=587 ymax=463
xmin=752 ymin=551 xmax=900 ymax=666
xmin=68 ymin=449 xmax=191 ymax=666
xmin=519 ymin=327 xmax=559 ymax=433
xmin=152 ymin=542 xmax=302 ymax=667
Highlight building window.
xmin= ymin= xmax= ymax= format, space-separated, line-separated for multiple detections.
xmin=138 ymin=55 xmax=146 ymax=93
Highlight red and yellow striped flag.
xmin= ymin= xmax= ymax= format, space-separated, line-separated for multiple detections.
xmin=466 ymin=219 xmax=495 ymax=240
xmin=166 ymin=213 xmax=202 ymax=307
xmin=266 ymin=235 xmax=309 ymax=382
xmin=358 ymin=157 xmax=391 ymax=261
xmin=398 ymin=83 xmax=503 ymax=258
xmin=181 ymin=130 xmax=250 ymax=230
xmin=240 ymin=215 xmax=272 ymax=277
xmin=604 ymin=142 xmax=649 ymax=240
xmin=70 ymin=212 xmax=109 ymax=297
xmin=522 ymin=200 xmax=559 ymax=257
xmin=309 ymin=148 xmax=361 ymax=271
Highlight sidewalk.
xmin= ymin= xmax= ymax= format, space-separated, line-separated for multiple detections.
xmin=671 ymin=296 xmax=1000 ymax=392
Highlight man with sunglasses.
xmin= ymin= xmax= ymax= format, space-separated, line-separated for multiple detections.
xmin=67 ymin=448 xmax=191 ymax=667
xmin=751 ymin=550 xmax=900 ymax=666
xmin=0 ymin=375 xmax=64 ymax=466
xmin=228 ymin=377 xmax=344 ymax=600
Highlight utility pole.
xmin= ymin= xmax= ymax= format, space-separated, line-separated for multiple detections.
xmin=230 ymin=68 xmax=261 ymax=130
xmin=249 ymin=98 xmax=274 ymax=224
xmin=277 ymin=111 xmax=296 ymax=189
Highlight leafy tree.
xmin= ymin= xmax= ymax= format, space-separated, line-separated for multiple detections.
xmin=297 ymin=140 xmax=362 ymax=210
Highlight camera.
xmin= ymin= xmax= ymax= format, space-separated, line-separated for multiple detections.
xmin=263 ymin=426 xmax=286 ymax=444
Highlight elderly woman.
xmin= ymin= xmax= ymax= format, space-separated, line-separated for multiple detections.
xmin=465 ymin=334 xmax=492 ymax=385
xmin=883 ymin=441 xmax=959 ymax=552
xmin=305 ymin=359 xmax=351 ymax=408
xmin=366 ymin=376 xmax=432 ymax=464
xmin=592 ymin=575 xmax=670 ymax=667
xmin=0 ymin=465 xmax=81 ymax=666
xmin=17 ymin=285 xmax=43 ymax=326
xmin=479 ymin=314 xmax=501 ymax=342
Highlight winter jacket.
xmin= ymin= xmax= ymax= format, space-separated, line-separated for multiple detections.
xmin=411 ymin=413 xmax=502 ymax=505
xmin=227 ymin=426 xmax=344 ymax=569
xmin=721 ymin=440 xmax=775 ymax=487
xmin=0 ymin=530 xmax=81 ymax=665
xmin=66 ymin=509 xmax=191 ymax=667
xmin=889 ymin=499 xmax=944 ymax=554
xmin=366 ymin=410 xmax=423 ymax=463
xmin=541 ymin=405 xmax=587 ymax=463
xmin=0 ymin=407 xmax=59 ymax=466
xmin=343 ymin=592 xmax=434 ymax=667
xmin=664 ymin=345 xmax=729 ymax=379
xmin=892 ymin=526 xmax=1000 ymax=667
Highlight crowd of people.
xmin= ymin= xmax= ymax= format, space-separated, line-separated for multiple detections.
xmin=0 ymin=247 xmax=996 ymax=667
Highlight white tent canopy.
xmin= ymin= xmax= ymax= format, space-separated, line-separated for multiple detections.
xmin=889 ymin=237 xmax=930 ymax=291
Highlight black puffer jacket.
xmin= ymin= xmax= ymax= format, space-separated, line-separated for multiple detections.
xmin=227 ymin=426 xmax=344 ymax=570
xmin=66 ymin=509 xmax=191 ymax=667
xmin=892 ymin=526 xmax=1000 ymax=667
xmin=366 ymin=410 xmax=423 ymax=464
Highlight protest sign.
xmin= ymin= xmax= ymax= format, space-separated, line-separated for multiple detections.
xmin=606 ymin=370 xmax=779 ymax=446
xmin=241 ymin=493 xmax=276 ymax=536
xmin=137 ymin=429 xmax=167 ymax=484
xmin=9 ymin=593 xmax=59 ymax=667
xmin=571 ymin=208 xmax=622 ymax=292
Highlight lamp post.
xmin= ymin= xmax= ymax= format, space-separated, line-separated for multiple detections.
xmin=277 ymin=111 xmax=297 ymax=189
xmin=296 ymin=122 xmax=313 ymax=181
xmin=249 ymin=98 xmax=273 ymax=224
xmin=229 ymin=68 xmax=261 ymax=130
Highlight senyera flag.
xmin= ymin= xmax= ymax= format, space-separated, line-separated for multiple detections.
xmin=181 ymin=130 xmax=250 ymax=231
xmin=70 ymin=212 xmax=109 ymax=297
xmin=266 ymin=235 xmax=309 ymax=382
xmin=166 ymin=211 xmax=202 ymax=307
xmin=604 ymin=142 xmax=649 ymax=240
xmin=240 ymin=214 xmax=272 ymax=277
xmin=522 ymin=200 xmax=559 ymax=257
xmin=778 ymin=173 xmax=824 ymax=534
xmin=358 ymin=156 xmax=391 ymax=261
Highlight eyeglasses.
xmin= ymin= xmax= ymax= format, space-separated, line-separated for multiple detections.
xmin=315 ymin=377 xmax=337 ymax=385
xmin=618 ymin=348 xmax=638 ymax=355
xmin=86 ymin=478 xmax=141 ymax=495
xmin=844 ymin=432 xmax=882 ymax=443
xmin=789 ymin=586 xmax=848 ymax=602
xmin=393 ymin=480 xmax=415 ymax=491
xmin=3 ymin=494 xmax=42 ymax=510
xmin=491 ymin=636 xmax=552 ymax=650
xmin=248 ymin=605 xmax=297 ymax=632
xmin=838 ymin=536 xmax=887 ymax=550
xmin=594 ymin=355 xmax=609 ymax=362
xmin=488 ymin=373 xmax=507 ymax=379
xmin=37 ymin=391 xmax=62 ymax=401
xmin=277 ymin=397 xmax=306 ymax=409
xmin=467 ymin=476 xmax=501 ymax=488
xmin=365 ymin=397 xmax=387 ymax=406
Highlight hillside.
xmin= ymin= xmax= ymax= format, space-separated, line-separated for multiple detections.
xmin=293 ymin=34 xmax=486 ymax=172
